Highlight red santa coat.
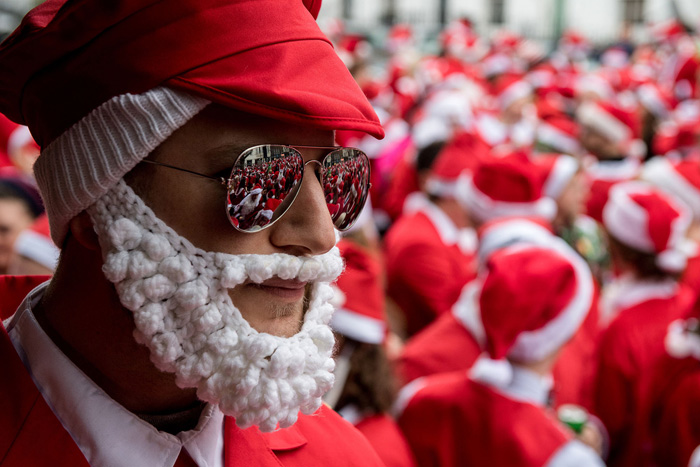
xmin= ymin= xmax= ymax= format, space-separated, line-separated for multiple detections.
xmin=397 ymin=311 xmax=481 ymax=385
xmin=384 ymin=195 xmax=477 ymax=337
xmin=397 ymin=371 xmax=572 ymax=467
xmin=654 ymin=370 xmax=700 ymax=467
xmin=0 ymin=277 xmax=384 ymax=467
xmin=354 ymin=413 xmax=417 ymax=467
xmin=593 ymin=282 xmax=695 ymax=467
xmin=396 ymin=281 xmax=601 ymax=409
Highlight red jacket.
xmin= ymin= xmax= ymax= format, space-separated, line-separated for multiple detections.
xmin=0 ymin=276 xmax=385 ymax=467
xmin=354 ymin=413 xmax=416 ymax=467
xmin=398 ymin=371 xmax=571 ymax=467
xmin=384 ymin=208 xmax=476 ymax=337
xmin=593 ymin=283 xmax=695 ymax=467
xmin=397 ymin=284 xmax=601 ymax=410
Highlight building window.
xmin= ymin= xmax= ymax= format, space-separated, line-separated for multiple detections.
xmin=623 ymin=0 xmax=644 ymax=24
xmin=491 ymin=0 xmax=505 ymax=24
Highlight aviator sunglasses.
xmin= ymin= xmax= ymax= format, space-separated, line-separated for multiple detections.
xmin=143 ymin=145 xmax=371 ymax=233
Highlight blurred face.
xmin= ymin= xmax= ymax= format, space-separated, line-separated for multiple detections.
xmin=126 ymin=105 xmax=338 ymax=337
xmin=0 ymin=199 xmax=34 ymax=273
xmin=557 ymin=171 xmax=587 ymax=225
xmin=580 ymin=124 xmax=622 ymax=160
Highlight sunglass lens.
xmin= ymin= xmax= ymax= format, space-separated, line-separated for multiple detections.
xmin=322 ymin=149 xmax=370 ymax=231
xmin=226 ymin=146 xmax=304 ymax=232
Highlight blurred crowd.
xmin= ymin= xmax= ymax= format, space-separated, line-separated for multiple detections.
xmin=3 ymin=15 xmax=700 ymax=467
xmin=324 ymin=17 xmax=700 ymax=467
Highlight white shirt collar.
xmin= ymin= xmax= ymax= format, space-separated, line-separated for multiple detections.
xmin=5 ymin=282 xmax=224 ymax=467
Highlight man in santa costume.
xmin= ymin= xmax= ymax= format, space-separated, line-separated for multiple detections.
xmin=384 ymin=138 xmax=478 ymax=338
xmin=0 ymin=1 xmax=387 ymax=465
xmin=395 ymin=150 xmax=560 ymax=382
xmin=397 ymin=243 xmax=604 ymax=466
xmin=326 ymin=238 xmax=417 ymax=467
xmin=594 ymin=181 xmax=696 ymax=467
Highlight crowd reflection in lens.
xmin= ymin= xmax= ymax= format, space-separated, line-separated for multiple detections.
xmin=226 ymin=146 xmax=370 ymax=232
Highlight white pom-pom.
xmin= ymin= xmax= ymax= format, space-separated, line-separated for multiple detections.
xmin=133 ymin=302 xmax=167 ymax=336
xmin=141 ymin=231 xmax=173 ymax=262
xmin=142 ymin=274 xmax=177 ymax=302
xmin=127 ymin=250 xmax=159 ymax=279
xmin=656 ymin=249 xmax=687 ymax=273
xmin=220 ymin=260 xmax=247 ymax=287
xmin=108 ymin=218 xmax=143 ymax=250
xmin=117 ymin=281 xmax=146 ymax=310
xmin=174 ymin=279 xmax=209 ymax=311
xmin=159 ymin=255 xmax=196 ymax=284
xmin=151 ymin=332 xmax=182 ymax=364
xmin=103 ymin=250 xmax=130 ymax=282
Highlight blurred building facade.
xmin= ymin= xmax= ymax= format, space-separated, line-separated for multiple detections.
xmin=320 ymin=0 xmax=700 ymax=47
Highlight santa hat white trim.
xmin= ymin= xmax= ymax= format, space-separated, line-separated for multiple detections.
xmin=690 ymin=445 xmax=700 ymax=467
xmin=498 ymin=80 xmax=533 ymax=110
xmin=603 ymin=183 xmax=657 ymax=252
xmin=34 ymin=87 xmax=210 ymax=246
xmin=477 ymin=219 xmax=554 ymax=264
xmin=665 ymin=318 xmax=700 ymax=360
xmin=330 ymin=307 xmax=386 ymax=345
xmin=543 ymin=155 xmax=579 ymax=199
xmin=392 ymin=377 xmax=429 ymax=418
xmin=576 ymin=101 xmax=631 ymax=144
xmin=604 ymin=181 xmax=693 ymax=272
xmin=507 ymin=240 xmax=594 ymax=362
xmin=638 ymin=83 xmax=670 ymax=119
xmin=642 ymin=157 xmax=700 ymax=221
xmin=537 ymin=122 xmax=580 ymax=154
xmin=457 ymin=236 xmax=593 ymax=363
xmin=452 ymin=281 xmax=486 ymax=348
xmin=7 ymin=125 xmax=35 ymax=155
xmin=13 ymin=230 xmax=60 ymax=270
xmin=456 ymin=172 xmax=557 ymax=224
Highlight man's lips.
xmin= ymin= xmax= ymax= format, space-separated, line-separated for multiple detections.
xmin=247 ymin=278 xmax=308 ymax=300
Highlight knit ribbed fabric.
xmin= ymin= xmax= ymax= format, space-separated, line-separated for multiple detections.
xmin=33 ymin=87 xmax=210 ymax=246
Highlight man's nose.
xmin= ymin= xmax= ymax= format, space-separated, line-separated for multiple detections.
xmin=268 ymin=163 xmax=336 ymax=256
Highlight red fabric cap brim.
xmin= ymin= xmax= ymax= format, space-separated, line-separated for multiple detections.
xmin=168 ymin=39 xmax=383 ymax=138
xmin=0 ymin=0 xmax=384 ymax=146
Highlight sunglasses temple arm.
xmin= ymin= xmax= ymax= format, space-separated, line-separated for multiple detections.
xmin=141 ymin=159 xmax=228 ymax=186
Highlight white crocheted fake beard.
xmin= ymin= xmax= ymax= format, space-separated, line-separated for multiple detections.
xmin=87 ymin=179 xmax=343 ymax=432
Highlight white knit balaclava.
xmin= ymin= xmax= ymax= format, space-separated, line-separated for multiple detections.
xmin=88 ymin=179 xmax=343 ymax=432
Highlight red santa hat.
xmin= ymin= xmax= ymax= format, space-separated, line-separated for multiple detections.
xmin=424 ymin=134 xmax=481 ymax=198
xmin=576 ymin=99 xmax=644 ymax=158
xmin=637 ymin=82 xmax=676 ymax=119
xmin=476 ymin=216 xmax=555 ymax=265
xmin=536 ymin=115 xmax=581 ymax=155
xmin=461 ymin=243 xmax=593 ymax=362
xmin=534 ymin=153 xmax=580 ymax=199
xmin=13 ymin=214 xmax=60 ymax=271
xmin=603 ymin=181 xmax=694 ymax=273
xmin=330 ymin=240 xmax=387 ymax=345
xmin=0 ymin=0 xmax=383 ymax=246
xmin=493 ymin=73 xmax=533 ymax=111
xmin=641 ymin=157 xmax=700 ymax=221
xmin=456 ymin=156 xmax=557 ymax=223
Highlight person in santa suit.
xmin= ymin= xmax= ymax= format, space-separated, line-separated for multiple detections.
xmin=0 ymin=1 xmax=386 ymax=466
xmin=384 ymin=139 xmax=478 ymax=338
xmin=641 ymin=156 xmax=700 ymax=301
xmin=326 ymin=238 xmax=417 ymax=467
xmin=594 ymin=181 xmax=697 ymax=467
xmin=644 ymin=308 xmax=700 ymax=467
xmin=396 ymin=243 xmax=604 ymax=466
xmin=575 ymin=99 xmax=645 ymax=223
